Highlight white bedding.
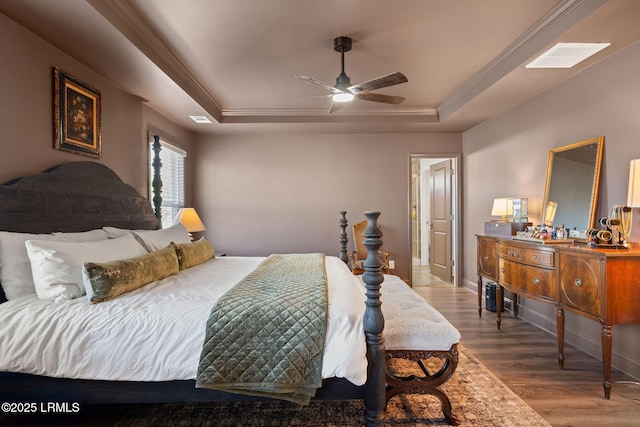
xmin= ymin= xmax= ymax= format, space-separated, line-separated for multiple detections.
xmin=0 ymin=255 xmax=368 ymax=386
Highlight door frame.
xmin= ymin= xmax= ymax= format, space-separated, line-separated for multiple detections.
xmin=408 ymin=153 xmax=462 ymax=287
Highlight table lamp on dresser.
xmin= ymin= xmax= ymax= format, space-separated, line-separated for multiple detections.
xmin=627 ymin=159 xmax=640 ymax=244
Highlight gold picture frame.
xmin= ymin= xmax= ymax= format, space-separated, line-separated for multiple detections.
xmin=53 ymin=67 xmax=101 ymax=158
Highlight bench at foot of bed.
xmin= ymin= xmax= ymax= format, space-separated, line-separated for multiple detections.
xmin=380 ymin=274 xmax=462 ymax=426
xmin=386 ymin=346 xmax=460 ymax=425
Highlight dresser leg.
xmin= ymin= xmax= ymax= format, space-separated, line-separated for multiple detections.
xmin=477 ymin=275 xmax=483 ymax=317
xmin=601 ymin=324 xmax=612 ymax=399
xmin=556 ymin=307 xmax=565 ymax=369
xmin=496 ymin=285 xmax=503 ymax=330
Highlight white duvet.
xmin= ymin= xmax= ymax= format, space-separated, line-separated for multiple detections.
xmin=0 ymin=256 xmax=368 ymax=386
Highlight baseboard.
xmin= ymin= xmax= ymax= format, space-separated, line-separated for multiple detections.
xmin=461 ymin=277 xmax=640 ymax=381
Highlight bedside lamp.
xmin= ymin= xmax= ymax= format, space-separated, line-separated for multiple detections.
xmin=491 ymin=198 xmax=513 ymax=222
xmin=176 ymin=208 xmax=205 ymax=240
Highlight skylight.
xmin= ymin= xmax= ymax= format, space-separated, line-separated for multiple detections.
xmin=189 ymin=115 xmax=212 ymax=124
xmin=526 ymin=42 xmax=611 ymax=69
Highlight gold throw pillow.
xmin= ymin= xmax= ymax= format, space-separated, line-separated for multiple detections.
xmin=84 ymin=245 xmax=179 ymax=303
xmin=171 ymin=237 xmax=215 ymax=270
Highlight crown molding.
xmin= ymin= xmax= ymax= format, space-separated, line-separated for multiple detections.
xmin=220 ymin=107 xmax=439 ymax=124
xmin=437 ymin=0 xmax=608 ymax=120
xmin=89 ymin=0 xmax=224 ymax=122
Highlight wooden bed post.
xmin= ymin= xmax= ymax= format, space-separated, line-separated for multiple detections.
xmin=361 ymin=211 xmax=386 ymax=426
xmin=339 ymin=211 xmax=349 ymax=264
xmin=151 ymin=135 xmax=163 ymax=228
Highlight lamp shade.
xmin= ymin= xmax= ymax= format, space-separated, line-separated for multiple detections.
xmin=175 ymin=208 xmax=205 ymax=233
xmin=628 ymin=159 xmax=640 ymax=208
xmin=491 ymin=198 xmax=513 ymax=221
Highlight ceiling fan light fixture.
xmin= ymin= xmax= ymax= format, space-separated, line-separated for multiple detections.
xmin=333 ymin=92 xmax=354 ymax=103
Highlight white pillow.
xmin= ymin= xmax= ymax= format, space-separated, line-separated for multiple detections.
xmin=0 ymin=229 xmax=109 ymax=300
xmin=102 ymin=226 xmax=158 ymax=239
xmin=102 ymin=226 xmax=135 ymax=239
xmin=26 ymin=234 xmax=147 ymax=302
xmin=131 ymin=223 xmax=191 ymax=251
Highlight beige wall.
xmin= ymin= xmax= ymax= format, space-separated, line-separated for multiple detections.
xmin=462 ymin=41 xmax=640 ymax=379
xmin=193 ymin=132 xmax=462 ymax=280
xmin=0 ymin=13 xmax=194 ymax=198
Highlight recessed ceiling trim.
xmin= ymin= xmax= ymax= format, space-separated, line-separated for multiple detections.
xmin=88 ymin=0 xmax=224 ymax=122
xmin=220 ymin=108 xmax=439 ymax=124
xmin=437 ymin=0 xmax=608 ymax=121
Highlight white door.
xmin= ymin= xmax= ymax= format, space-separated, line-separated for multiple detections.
xmin=429 ymin=159 xmax=453 ymax=283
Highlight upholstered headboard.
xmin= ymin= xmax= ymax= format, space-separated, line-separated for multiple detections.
xmin=0 ymin=161 xmax=158 ymax=234
xmin=0 ymin=162 xmax=159 ymax=303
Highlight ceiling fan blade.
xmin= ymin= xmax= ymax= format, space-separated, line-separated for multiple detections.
xmin=348 ymin=72 xmax=408 ymax=94
xmin=328 ymin=102 xmax=343 ymax=113
xmin=296 ymin=75 xmax=343 ymax=94
xmin=356 ymin=92 xmax=406 ymax=105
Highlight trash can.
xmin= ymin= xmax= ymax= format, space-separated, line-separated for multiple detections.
xmin=485 ymin=281 xmax=503 ymax=312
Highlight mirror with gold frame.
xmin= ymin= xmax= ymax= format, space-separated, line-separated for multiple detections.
xmin=541 ymin=136 xmax=604 ymax=238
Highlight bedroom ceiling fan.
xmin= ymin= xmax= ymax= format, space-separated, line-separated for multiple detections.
xmin=297 ymin=36 xmax=408 ymax=113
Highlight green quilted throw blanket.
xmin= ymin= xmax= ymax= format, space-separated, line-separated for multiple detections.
xmin=196 ymin=253 xmax=328 ymax=404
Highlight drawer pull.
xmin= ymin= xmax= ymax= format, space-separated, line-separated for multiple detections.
xmin=574 ymin=278 xmax=582 ymax=287
xmin=533 ymin=277 xmax=540 ymax=285
xmin=484 ymin=255 xmax=489 ymax=261
xmin=501 ymin=267 xmax=505 ymax=273
xmin=532 ymin=254 xmax=538 ymax=260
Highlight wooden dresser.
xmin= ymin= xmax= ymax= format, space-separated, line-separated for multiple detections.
xmin=476 ymin=235 xmax=640 ymax=398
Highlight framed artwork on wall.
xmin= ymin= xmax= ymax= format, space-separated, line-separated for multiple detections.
xmin=52 ymin=67 xmax=101 ymax=158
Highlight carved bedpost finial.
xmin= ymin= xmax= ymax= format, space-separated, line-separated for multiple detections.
xmin=151 ymin=135 xmax=163 ymax=229
xmin=361 ymin=211 xmax=386 ymax=425
xmin=339 ymin=211 xmax=349 ymax=264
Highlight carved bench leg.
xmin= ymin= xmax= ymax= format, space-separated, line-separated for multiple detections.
xmin=385 ymin=345 xmax=460 ymax=426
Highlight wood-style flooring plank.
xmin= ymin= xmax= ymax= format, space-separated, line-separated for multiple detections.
xmin=412 ymin=283 xmax=640 ymax=427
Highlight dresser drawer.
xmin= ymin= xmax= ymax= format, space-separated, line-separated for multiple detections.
xmin=498 ymin=259 xmax=524 ymax=289
xmin=500 ymin=259 xmax=555 ymax=300
xmin=522 ymin=248 xmax=554 ymax=268
xmin=497 ymin=242 xmax=522 ymax=261
xmin=523 ymin=266 xmax=555 ymax=300
xmin=559 ymin=253 xmax=602 ymax=317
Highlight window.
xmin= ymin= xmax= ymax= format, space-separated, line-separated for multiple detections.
xmin=149 ymin=137 xmax=186 ymax=229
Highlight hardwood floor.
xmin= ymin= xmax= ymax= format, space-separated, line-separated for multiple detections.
xmin=413 ymin=281 xmax=640 ymax=427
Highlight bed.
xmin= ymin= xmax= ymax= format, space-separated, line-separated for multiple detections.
xmin=0 ymin=161 xmax=388 ymax=426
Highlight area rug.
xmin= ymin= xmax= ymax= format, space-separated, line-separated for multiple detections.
xmin=115 ymin=344 xmax=550 ymax=427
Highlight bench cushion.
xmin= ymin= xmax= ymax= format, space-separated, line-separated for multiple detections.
xmin=376 ymin=275 xmax=461 ymax=351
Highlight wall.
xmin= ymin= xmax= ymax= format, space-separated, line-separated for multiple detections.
xmin=193 ymin=133 xmax=462 ymax=280
xmin=0 ymin=13 xmax=194 ymax=198
xmin=462 ymin=41 xmax=640 ymax=379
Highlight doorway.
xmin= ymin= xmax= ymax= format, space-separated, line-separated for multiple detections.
xmin=409 ymin=154 xmax=461 ymax=287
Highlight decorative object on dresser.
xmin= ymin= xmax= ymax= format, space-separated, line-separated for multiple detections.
xmin=176 ymin=207 xmax=206 ymax=240
xmin=484 ymin=197 xmax=530 ymax=237
xmin=52 ymin=67 xmax=101 ymax=158
xmin=512 ymin=197 xmax=528 ymax=222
